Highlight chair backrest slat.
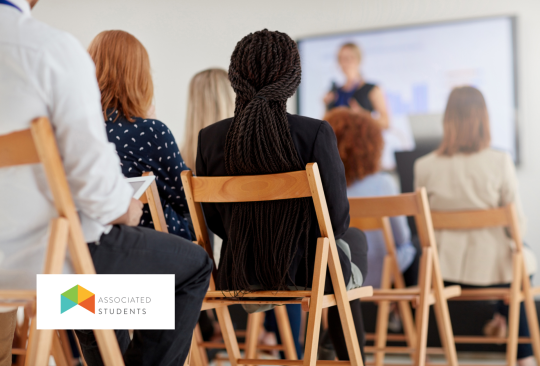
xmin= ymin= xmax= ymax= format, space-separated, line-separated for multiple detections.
xmin=348 ymin=193 xmax=419 ymax=218
xmin=349 ymin=216 xmax=384 ymax=231
xmin=431 ymin=207 xmax=509 ymax=230
xmin=181 ymin=162 xmax=333 ymax=287
xmin=0 ymin=129 xmax=40 ymax=168
xmin=191 ymin=170 xmax=311 ymax=203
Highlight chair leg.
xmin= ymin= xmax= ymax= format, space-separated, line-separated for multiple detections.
xmin=398 ymin=300 xmax=417 ymax=349
xmin=245 ymin=312 xmax=265 ymax=365
xmin=15 ymin=310 xmax=30 ymax=366
xmin=521 ymin=269 xmax=540 ymax=365
xmin=373 ymin=256 xmax=392 ymax=366
xmin=327 ymin=238 xmax=364 ymax=366
xmin=413 ymin=247 xmax=433 ymax=366
xmin=93 ymin=329 xmax=125 ymax=366
xmin=215 ymin=306 xmax=241 ymax=366
xmin=190 ymin=329 xmax=206 ymax=366
xmin=432 ymin=277 xmax=458 ymax=366
xmin=430 ymin=246 xmax=458 ymax=366
xmin=507 ymin=254 xmax=523 ymax=365
xmin=72 ymin=330 xmax=88 ymax=366
xmin=24 ymin=319 xmax=54 ymax=366
xmin=275 ymin=305 xmax=298 ymax=360
xmin=193 ymin=324 xmax=208 ymax=366
xmin=51 ymin=331 xmax=70 ymax=366
xmin=303 ymin=238 xmax=329 ymax=366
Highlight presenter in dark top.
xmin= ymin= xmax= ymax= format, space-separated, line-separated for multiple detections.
xmin=324 ymin=43 xmax=389 ymax=129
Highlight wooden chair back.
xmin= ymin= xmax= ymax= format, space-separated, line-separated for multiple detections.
xmin=0 ymin=117 xmax=124 ymax=366
xmin=181 ymin=163 xmax=373 ymax=366
xmin=347 ymin=189 xmax=459 ymax=366
xmin=430 ymin=205 xmax=540 ymax=364
xmin=348 ymin=215 xmax=417 ymax=358
xmin=431 ymin=205 xmax=522 ymax=248
xmin=138 ymin=171 xmax=168 ymax=233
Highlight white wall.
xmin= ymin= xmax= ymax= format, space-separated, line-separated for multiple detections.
xmin=33 ymin=0 xmax=540 ymax=283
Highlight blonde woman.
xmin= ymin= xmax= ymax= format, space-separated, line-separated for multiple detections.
xmin=181 ymin=68 xmax=234 ymax=170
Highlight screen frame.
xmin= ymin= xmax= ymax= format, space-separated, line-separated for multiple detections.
xmin=295 ymin=15 xmax=520 ymax=164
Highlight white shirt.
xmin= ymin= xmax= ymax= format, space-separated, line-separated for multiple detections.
xmin=0 ymin=0 xmax=133 ymax=290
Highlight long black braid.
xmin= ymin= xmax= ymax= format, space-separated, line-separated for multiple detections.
xmin=222 ymin=29 xmax=311 ymax=292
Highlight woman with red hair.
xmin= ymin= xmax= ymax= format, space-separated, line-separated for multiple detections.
xmin=325 ymin=107 xmax=417 ymax=288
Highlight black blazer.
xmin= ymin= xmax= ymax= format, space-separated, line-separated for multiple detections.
xmin=196 ymin=114 xmax=351 ymax=289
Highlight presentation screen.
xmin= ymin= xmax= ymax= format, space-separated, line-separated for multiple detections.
xmin=297 ymin=16 xmax=518 ymax=167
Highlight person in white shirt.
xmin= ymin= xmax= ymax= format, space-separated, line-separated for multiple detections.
xmin=0 ymin=0 xmax=212 ymax=365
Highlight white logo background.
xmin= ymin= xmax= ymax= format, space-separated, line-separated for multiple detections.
xmin=37 ymin=274 xmax=175 ymax=329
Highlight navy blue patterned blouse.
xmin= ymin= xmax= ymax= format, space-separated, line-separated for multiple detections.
xmin=105 ymin=110 xmax=192 ymax=240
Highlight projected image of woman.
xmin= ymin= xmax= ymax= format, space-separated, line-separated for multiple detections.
xmin=324 ymin=43 xmax=389 ymax=129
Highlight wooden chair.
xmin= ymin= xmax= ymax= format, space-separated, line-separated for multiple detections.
xmin=194 ymin=307 xmax=298 ymax=366
xmin=181 ymin=163 xmax=374 ymax=366
xmin=0 ymin=117 xmax=124 ymax=366
xmin=348 ymin=189 xmax=461 ymax=366
xmin=348 ymin=215 xmax=417 ymax=366
xmin=431 ymin=204 xmax=540 ymax=365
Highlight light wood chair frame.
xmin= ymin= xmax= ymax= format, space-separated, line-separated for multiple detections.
xmin=348 ymin=189 xmax=460 ymax=366
xmin=431 ymin=204 xmax=540 ymax=365
xmin=193 ymin=306 xmax=298 ymax=366
xmin=348 ymin=215 xmax=417 ymax=366
xmin=181 ymin=163 xmax=374 ymax=366
xmin=0 ymin=117 xmax=124 ymax=366
xmin=139 ymin=172 xmax=295 ymax=366
xmin=138 ymin=171 xmax=169 ymax=233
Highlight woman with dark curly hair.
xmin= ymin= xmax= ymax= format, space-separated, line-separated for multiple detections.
xmin=325 ymin=107 xmax=417 ymax=289
xmin=197 ymin=29 xmax=368 ymax=360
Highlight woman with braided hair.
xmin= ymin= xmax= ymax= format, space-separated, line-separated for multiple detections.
xmin=196 ymin=29 xmax=368 ymax=359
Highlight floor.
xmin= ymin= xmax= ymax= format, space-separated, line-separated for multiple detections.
xmin=207 ymin=351 xmax=508 ymax=366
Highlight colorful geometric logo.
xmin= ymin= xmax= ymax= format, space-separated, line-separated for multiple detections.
xmin=61 ymin=285 xmax=95 ymax=314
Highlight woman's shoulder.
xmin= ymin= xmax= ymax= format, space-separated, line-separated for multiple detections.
xmin=481 ymin=148 xmax=512 ymax=160
xmin=414 ymin=151 xmax=439 ymax=168
xmin=348 ymin=172 xmax=397 ymax=197
xmin=130 ymin=116 xmax=171 ymax=133
xmin=288 ymin=113 xmax=328 ymax=134
xmin=199 ymin=117 xmax=233 ymax=141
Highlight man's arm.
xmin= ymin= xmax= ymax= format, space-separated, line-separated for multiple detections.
xmin=42 ymin=33 xmax=134 ymax=225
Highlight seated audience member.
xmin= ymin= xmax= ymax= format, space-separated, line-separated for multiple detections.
xmin=325 ymin=107 xmax=417 ymax=288
xmin=414 ymin=86 xmax=537 ymax=366
xmin=181 ymin=67 xmax=305 ymax=359
xmin=88 ymin=30 xmax=192 ymax=239
xmin=196 ymin=29 xmax=368 ymax=360
xmin=0 ymin=1 xmax=212 ymax=364
xmin=181 ymin=68 xmax=235 ymax=170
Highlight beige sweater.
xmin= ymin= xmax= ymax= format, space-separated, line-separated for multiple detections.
xmin=414 ymin=149 xmax=536 ymax=286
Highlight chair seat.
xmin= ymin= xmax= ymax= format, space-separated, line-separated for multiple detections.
xmin=202 ymin=286 xmax=374 ymax=312
xmin=0 ymin=289 xmax=36 ymax=307
xmin=365 ymin=285 xmax=461 ymax=305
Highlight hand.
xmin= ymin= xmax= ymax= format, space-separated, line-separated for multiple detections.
xmin=323 ymin=91 xmax=336 ymax=106
xmin=108 ymin=198 xmax=143 ymax=226
xmin=348 ymin=98 xmax=370 ymax=116
xmin=125 ymin=198 xmax=143 ymax=226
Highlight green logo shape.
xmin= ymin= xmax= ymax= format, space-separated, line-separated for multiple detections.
xmin=60 ymin=285 xmax=95 ymax=314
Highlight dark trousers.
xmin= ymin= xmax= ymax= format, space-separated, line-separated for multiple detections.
xmin=75 ymin=225 xmax=212 ymax=366
xmin=327 ymin=227 xmax=368 ymax=360
xmin=444 ymin=279 xmax=533 ymax=360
